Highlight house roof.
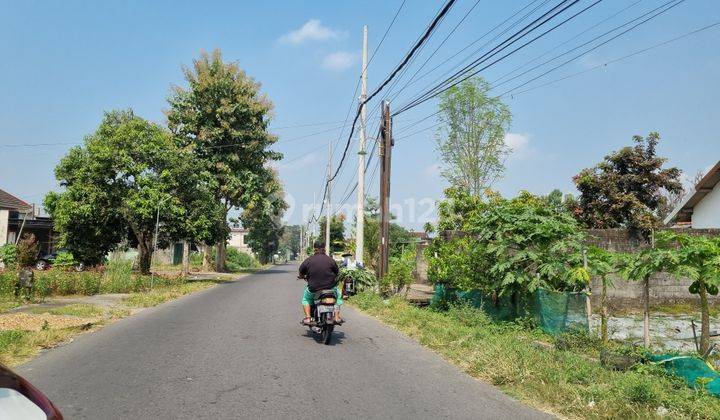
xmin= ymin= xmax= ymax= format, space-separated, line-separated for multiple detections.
xmin=664 ymin=160 xmax=720 ymax=225
xmin=0 ymin=188 xmax=32 ymax=212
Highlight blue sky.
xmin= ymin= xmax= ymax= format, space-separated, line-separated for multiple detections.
xmin=1 ymin=0 xmax=719 ymax=231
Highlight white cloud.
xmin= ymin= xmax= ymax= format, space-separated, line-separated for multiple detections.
xmin=505 ymin=132 xmax=529 ymax=152
xmin=322 ymin=51 xmax=359 ymax=71
xmin=278 ymin=19 xmax=346 ymax=44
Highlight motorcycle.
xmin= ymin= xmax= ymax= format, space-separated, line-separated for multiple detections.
xmin=299 ymin=276 xmax=340 ymax=345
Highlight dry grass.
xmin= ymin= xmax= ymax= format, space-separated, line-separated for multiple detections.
xmin=350 ymin=293 xmax=720 ymax=420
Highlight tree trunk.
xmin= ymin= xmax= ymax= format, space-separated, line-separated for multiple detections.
xmin=699 ymin=282 xmax=710 ymax=355
xmin=202 ymin=244 xmax=211 ymax=269
xmin=643 ymin=276 xmax=650 ymax=348
xmin=601 ymin=279 xmax=608 ymax=343
xmin=137 ymin=237 xmax=153 ymax=275
xmin=215 ymin=240 xmax=226 ymax=272
xmin=182 ymin=240 xmax=190 ymax=277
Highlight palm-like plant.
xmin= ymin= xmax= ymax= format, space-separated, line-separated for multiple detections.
xmin=656 ymin=232 xmax=720 ymax=355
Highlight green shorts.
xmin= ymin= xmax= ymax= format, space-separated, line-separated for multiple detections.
xmin=301 ymin=286 xmax=343 ymax=306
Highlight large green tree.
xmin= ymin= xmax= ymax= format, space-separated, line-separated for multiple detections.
xmin=435 ymin=77 xmax=512 ymax=196
xmin=46 ymin=110 xmax=219 ymax=273
xmin=573 ymin=133 xmax=682 ymax=238
xmin=241 ymin=171 xmax=287 ymax=264
xmin=167 ymin=49 xmax=281 ymax=271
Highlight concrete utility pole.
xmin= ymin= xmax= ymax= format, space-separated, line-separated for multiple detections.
xmin=355 ymin=25 xmax=368 ymax=266
xmin=325 ymin=138 xmax=332 ymax=256
xmin=378 ymin=101 xmax=393 ymax=278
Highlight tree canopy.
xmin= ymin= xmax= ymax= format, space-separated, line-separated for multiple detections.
xmin=572 ymin=133 xmax=682 ymax=238
xmin=167 ymin=49 xmax=283 ymax=270
xmin=46 ymin=110 xmax=220 ymax=273
xmin=435 ymin=77 xmax=512 ymax=196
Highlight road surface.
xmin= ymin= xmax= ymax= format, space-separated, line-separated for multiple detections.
xmin=19 ymin=264 xmax=550 ymax=419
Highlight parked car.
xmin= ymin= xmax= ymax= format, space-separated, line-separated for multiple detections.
xmin=35 ymin=250 xmax=84 ymax=271
xmin=0 ymin=363 xmax=63 ymax=419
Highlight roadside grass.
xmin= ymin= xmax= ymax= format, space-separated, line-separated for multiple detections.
xmin=26 ymin=304 xmax=105 ymax=318
xmin=350 ymin=292 xmax=720 ymax=420
xmin=0 ymin=326 xmax=92 ymax=366
xmin=123 ymin=280 xmax=223 ymax=308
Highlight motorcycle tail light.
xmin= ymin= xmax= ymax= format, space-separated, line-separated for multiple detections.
xmin=321 ymin=298 xmax=336 ymax=304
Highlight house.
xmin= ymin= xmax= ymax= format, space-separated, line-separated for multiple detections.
xmin=228 ymin=227 xmax=254 ymax=256
xmin=665 ymin=161 xmax=720 ymax=228
xmin=0 ymin=188 xmax=55 ymax=254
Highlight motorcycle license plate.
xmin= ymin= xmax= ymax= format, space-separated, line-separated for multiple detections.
xmin=317 ymin=305 xmax=334 ymax=314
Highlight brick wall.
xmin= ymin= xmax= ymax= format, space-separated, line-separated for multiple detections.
xmin=586 ymin=228 xmax=720 ymax=308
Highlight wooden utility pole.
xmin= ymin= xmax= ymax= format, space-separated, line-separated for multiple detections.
xmin=355 ymin=25 xmax=368 ymax=266
xmin=378 ymin=101 xmax=393 ymax=278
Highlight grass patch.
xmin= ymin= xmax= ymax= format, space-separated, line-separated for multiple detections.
xmin=0 ymin=326 xmax=91 ymax=366
xmin=26 ymin=304 xmax=105 ymax=318
xmin=350 ymin=292 xmax=720 ymax=419
xmin=124 ymin=281 xmax=220 ymax=308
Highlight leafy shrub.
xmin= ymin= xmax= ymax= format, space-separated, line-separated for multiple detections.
xmin=52 ymin=251 xmax=77 ymax=269
xmin=16 ymin=234 xmax=38 ymax=268
xmin=0 ymin=271 xmax=16 ymax=296
xmin=225 ymin=247 xmax=258 ymax=272
xmin=338 ymin=267 xmax=376 ymax=292
xmin=427 ymin=188 xmax=588 ymax=296
xmin=0 ymin=244 xmax=18 ymax=269
xmin=382 ymin=248 xmax=415 ymax=294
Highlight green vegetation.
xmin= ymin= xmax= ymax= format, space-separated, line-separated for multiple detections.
xmin=124 ymin=281 xmax=220 ymax=308
xmin=27 ymin=304 xmax=105 ymax=318
xmin=382 ymin=247 xmax=415 ymax=295
xmin=168 ymin=49 xmax=283 ymax=270
xmin=435 ymin=77 xmax=512 ymax=195
xmin=225 ymin=248 xmax=259 ymax=272
xmin=572 ymin=133 xmax=681 ymax=237
xmin=0 ymin=244 xmax=17 ymax=269
xmin=427 ymin=189 xmax=588 ymax=296
xmin=351 ymin=293 xmax=720 ymax=419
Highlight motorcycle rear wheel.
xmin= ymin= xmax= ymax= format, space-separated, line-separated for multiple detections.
xmin=321 ymin=324 xmax=334 ymax=345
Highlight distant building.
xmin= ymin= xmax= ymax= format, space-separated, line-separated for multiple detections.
xmin=0 ymin=188 xmax=55 ymax=254
xmin=228 ymin=227 xmax=254 ymax=256
xmin=665 ymin=161 xmax=720 ymax=228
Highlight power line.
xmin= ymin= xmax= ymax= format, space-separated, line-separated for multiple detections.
xmin=387 ymin=0 xmax=550 ymax=104
xmin=366 ymin=0 xmax=407 ymax=69
xmin=490 ymin=0 xmax=681 ymax=92
xmin=317 ymin=0 xmax=459 ymax=214
xmin=388 ymin=0 xmax=484 ymax=103
xmin=509 ymin=20 xmax=720 ymax=96
xmin=396 ymin=0 xmax=604 ymax=115
xmin=497 ymin=0 xmax=687 ymax=97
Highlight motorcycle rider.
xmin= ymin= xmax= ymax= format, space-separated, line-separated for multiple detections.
xmin=298 ymin=241 xmax=343 ymax=325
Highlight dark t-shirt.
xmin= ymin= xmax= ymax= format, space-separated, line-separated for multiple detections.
xmin=299 ymin=253 xmax=339 ymax=293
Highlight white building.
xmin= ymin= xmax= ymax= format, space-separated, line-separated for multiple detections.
xmin=665 ymin=161 xmax=720 ymax=228
xmin=228 ymin=227 xmax=254 ymax=256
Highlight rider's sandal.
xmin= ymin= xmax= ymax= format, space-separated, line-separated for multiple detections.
xmin=334 ymin=318 xmax=345 ymax=325
xmin=301 ymin=317 xmax=312 ymax=326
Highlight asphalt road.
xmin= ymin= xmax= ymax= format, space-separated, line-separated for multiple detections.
xmin=19 ymin=264 xmax=550 ymax=419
